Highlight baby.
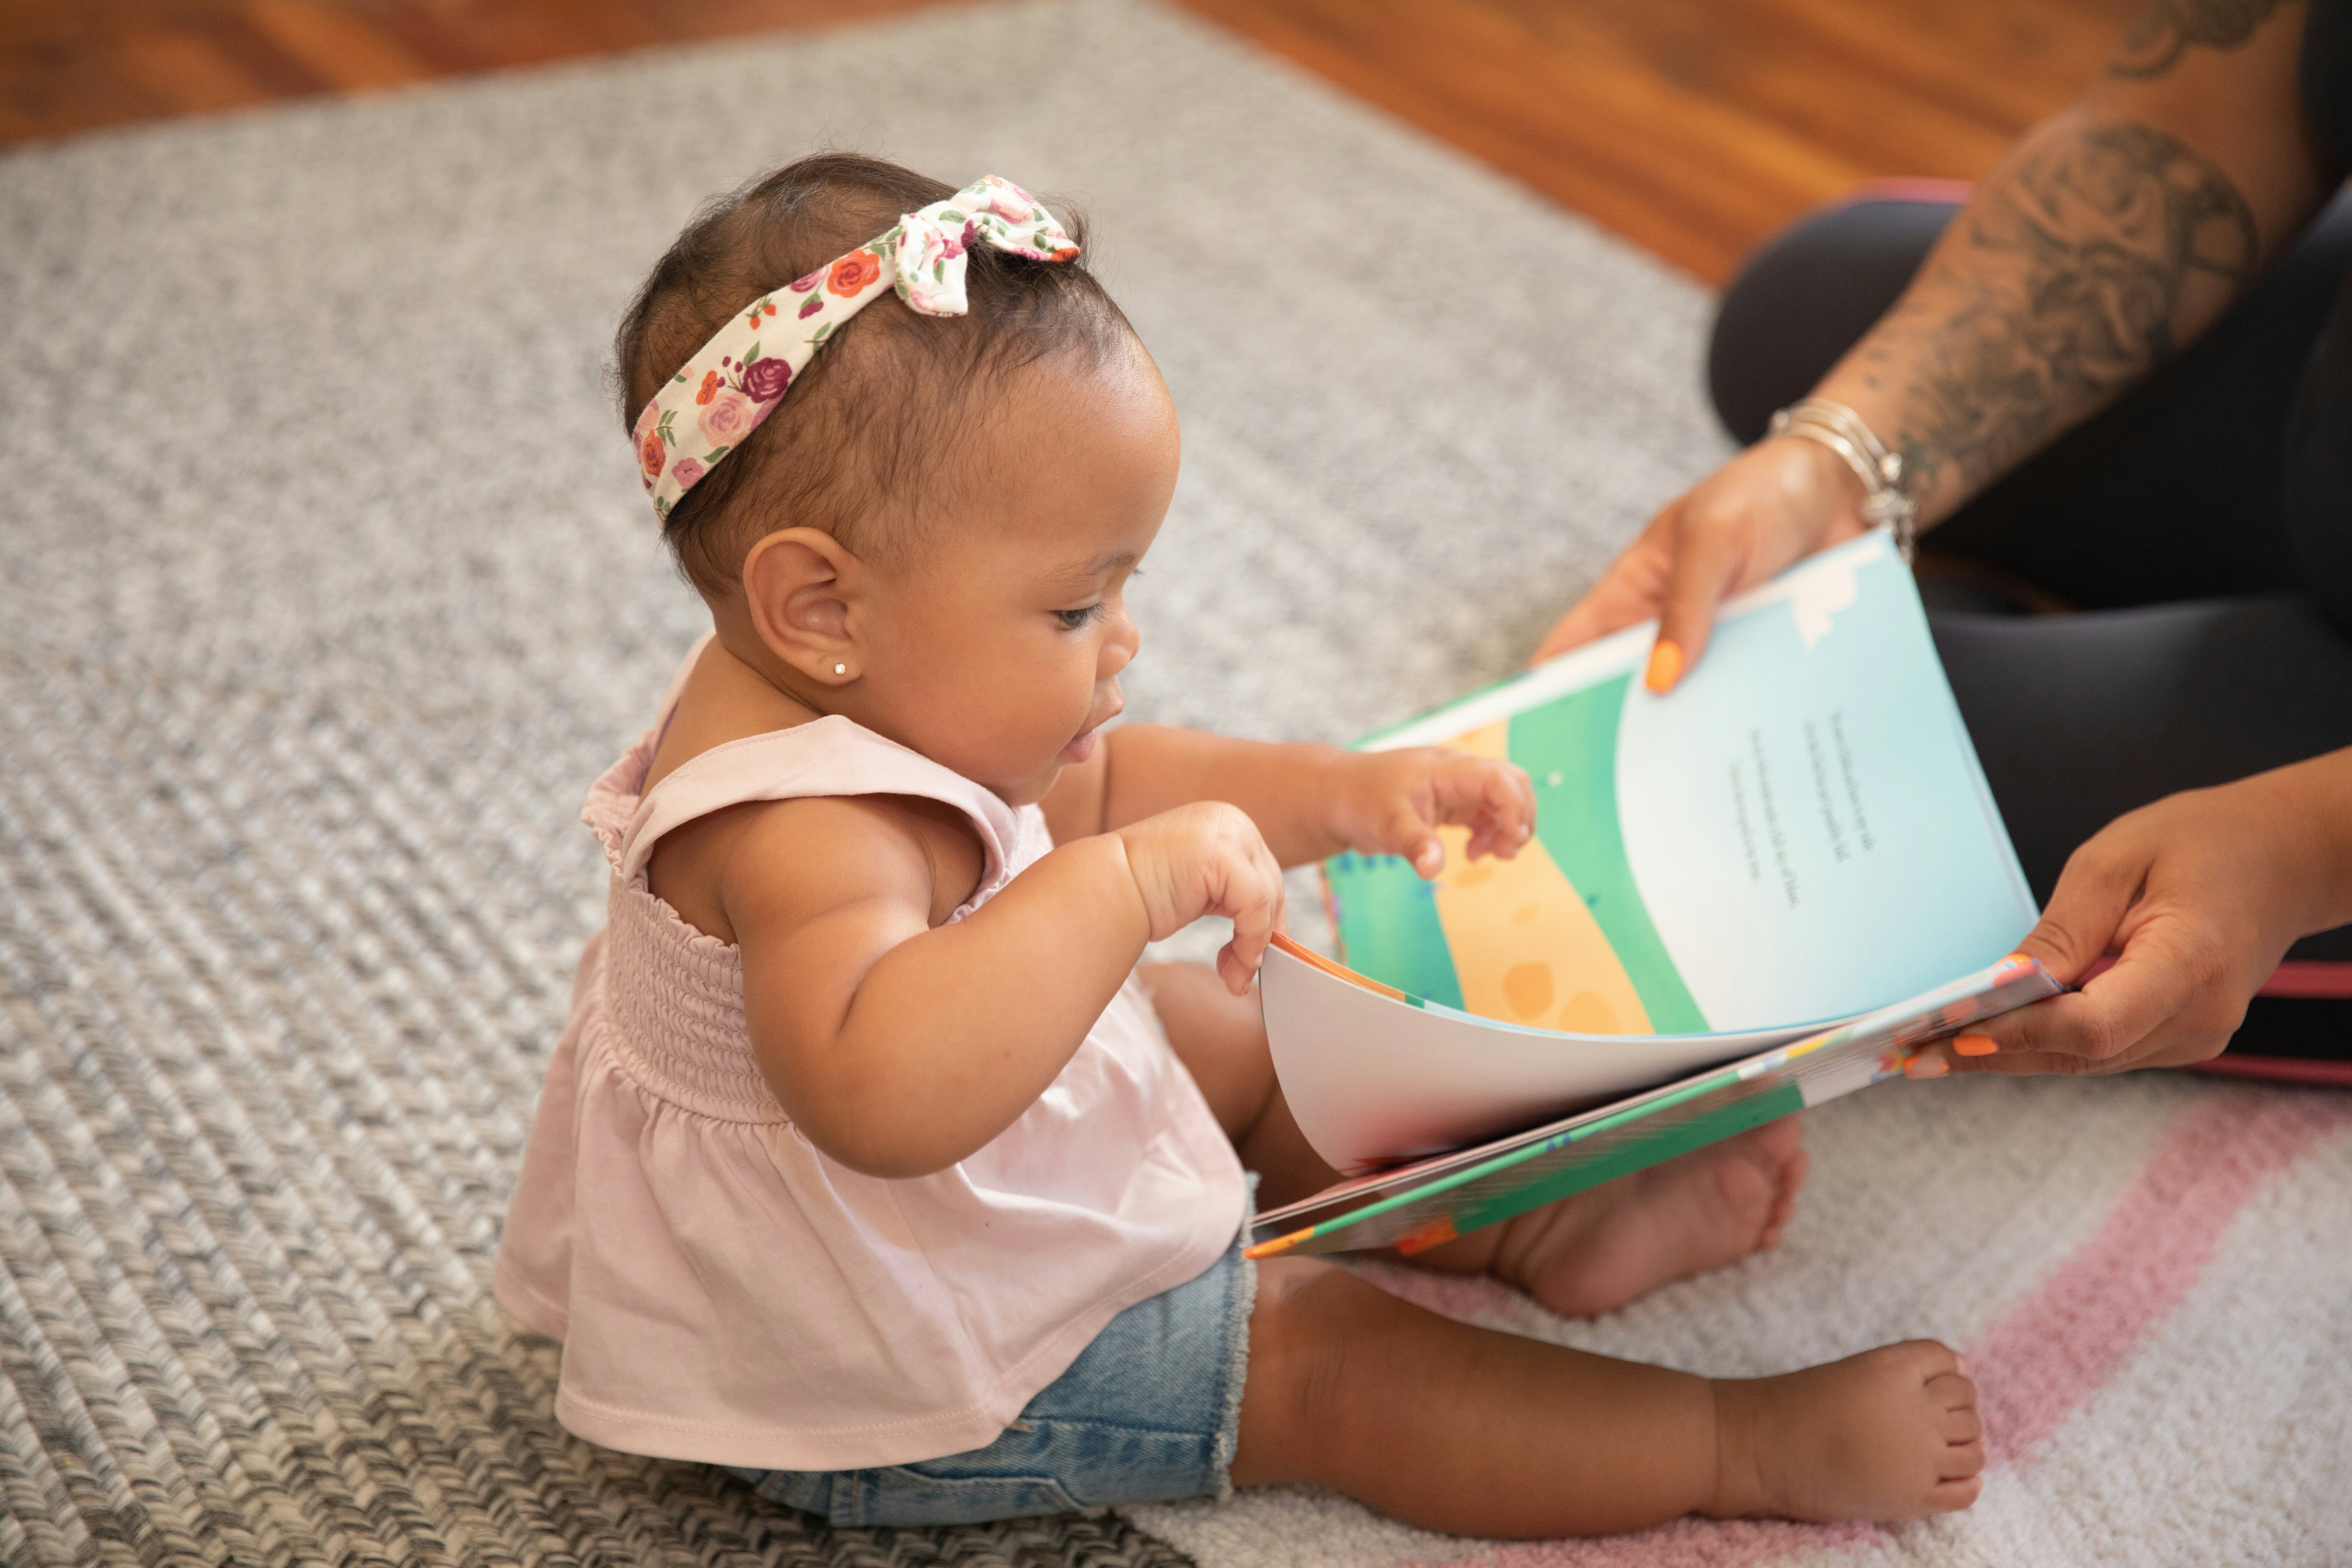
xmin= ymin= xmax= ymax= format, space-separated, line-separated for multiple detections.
xmin=495 ymin=153 xmax=1986 ymax=1538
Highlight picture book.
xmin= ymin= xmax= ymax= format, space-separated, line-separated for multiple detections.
xmin=1247 ymin=531 xmax=2058 ymax=1256
xmin=1247 ymin=947 xmax=2060 ymax=1259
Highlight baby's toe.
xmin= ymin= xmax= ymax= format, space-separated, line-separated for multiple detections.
xmin=1927 ymin=1367 xmax=1978 ymax=1432
xmin=1927 ymin=1474 xmax=1984 ymax=1513
xmin=1778 ymin=1145 xmax=1810 ymax=1200
xmin=1751 ymin=1115 xmax=1806 ymax=1166
xmin=1888 ymin=1338 xmax=1963 ymax=1385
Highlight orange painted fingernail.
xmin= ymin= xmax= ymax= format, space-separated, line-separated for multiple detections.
xmin=1953 ymin=1034 xmax=1999 ymax=1057
xmin=1644 ymin=639 xmax=1683 ymax=694
xmin=1904 ymin=1054 xmax=1948 ymax=1079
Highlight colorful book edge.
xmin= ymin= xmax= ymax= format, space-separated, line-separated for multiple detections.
xmin=1245 ymin=950 xmax=2059 ymax=1259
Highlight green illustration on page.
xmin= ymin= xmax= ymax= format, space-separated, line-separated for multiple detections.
xmin=1249 ymin=532 xmax=2058 ymax=1255
xmin=1323 ymin=528 xmax=2035 ymax=1042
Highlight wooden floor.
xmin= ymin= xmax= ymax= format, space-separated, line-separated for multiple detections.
xmin=0 ymin=0 xmax=2138 ymax=282
xmin=1184 ymin=0 xmax=2138 ymax=281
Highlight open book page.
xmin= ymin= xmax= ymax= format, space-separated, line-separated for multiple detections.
xmin=1328 ymin=529 xmax=2035 ymax=1038
xmin=1261 ymin=936 xmax=1832 ymax=1169
xmin=1275 ymin=531 xmax=2039 ymax=1172
xmin=1249 ymin=953 xmax=2060 ymax=1259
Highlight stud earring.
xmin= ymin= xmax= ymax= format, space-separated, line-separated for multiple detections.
xmin=833 ymin=663 xmax=848 ymax=676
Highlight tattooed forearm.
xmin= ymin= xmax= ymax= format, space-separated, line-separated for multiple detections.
xmin=2109 ymin=0 xmax=2286 ymax=80
xmin=1851 ymin=121 xmax=2256 ymax=507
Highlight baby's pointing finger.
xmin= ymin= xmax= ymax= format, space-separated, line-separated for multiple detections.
xmin=1448 ymin=770 xmax=1530 ymax=862
xmin=1220 ymin=892 xmax=1279 ymax=996
xmin=1232 ymin=863 xmax=1282 ymax=945
xmin=1387 ymin=801 xmax=1444 ymax=878
xmin=1485 ymin=764 xmax=1536 ymax=854
xmin=1264 ymin=857 xmax=1290 ymax=937
xmin=1219 ymin=903 xmax=1270 ymax=990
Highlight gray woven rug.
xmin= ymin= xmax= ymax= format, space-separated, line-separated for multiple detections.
xmin=0 ymin=2 xmax=1727 ymax=1562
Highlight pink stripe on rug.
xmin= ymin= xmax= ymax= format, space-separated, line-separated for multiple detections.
xmin=1396 ymin=1088 xmax=2349 ymax=1568
xmin=1970 ymin=1087 xmax=2352 ymax=1462
xmin=1400 ymin=1519 xmax=1876 ymax=1568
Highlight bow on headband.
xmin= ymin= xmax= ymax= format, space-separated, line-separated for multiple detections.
xmin=632 ymin=175 xmax=1080 ymax=520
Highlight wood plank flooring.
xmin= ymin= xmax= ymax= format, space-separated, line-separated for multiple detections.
xmin=1178 ymin=0 xmax=2140 ymax=280
xmin=0 ymin=1 xmax=958 ymax=143
xmin=0 ymin=0 xmax=2140 ymax=282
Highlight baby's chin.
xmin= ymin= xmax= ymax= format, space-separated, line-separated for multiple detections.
xmin=964 ymin=714 xmax=1109 ymax=805
xmin=982 ymin=754 xmax=1073 ymax=809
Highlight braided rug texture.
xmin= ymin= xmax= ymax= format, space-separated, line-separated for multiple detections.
xmin=0 ymin=2 xmax=1727 ymax=1563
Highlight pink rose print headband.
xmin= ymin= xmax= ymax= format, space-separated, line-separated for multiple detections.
xmin=632 ymin=174 xmax=1080 ymax=520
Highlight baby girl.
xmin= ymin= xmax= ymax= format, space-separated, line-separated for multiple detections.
xmin=495 ymin=153 xmax=1985 ymax=1538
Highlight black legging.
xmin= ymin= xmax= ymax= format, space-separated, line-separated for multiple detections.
xmin=1709 ymin=189 xmax=2352 ymax=1056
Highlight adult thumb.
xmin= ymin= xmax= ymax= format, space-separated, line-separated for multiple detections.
xmin=2011 ymin=844 xmax=2141 ymax=987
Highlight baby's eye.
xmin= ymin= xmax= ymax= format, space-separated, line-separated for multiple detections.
xmin=1055 ymin=604 xmax=1105 ymax=631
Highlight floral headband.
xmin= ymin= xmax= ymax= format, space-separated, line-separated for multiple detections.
xmin=632 ymin=174 xmax=1080 ymax=520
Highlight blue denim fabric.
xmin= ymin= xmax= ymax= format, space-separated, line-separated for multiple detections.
xmin=733 ymin=1229 xmax=1255 ymax=1526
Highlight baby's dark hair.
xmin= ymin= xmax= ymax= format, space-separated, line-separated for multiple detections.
xmin=615 ymin=153 xmax=1136 ymax=597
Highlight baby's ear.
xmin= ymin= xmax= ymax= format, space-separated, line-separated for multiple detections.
xmin=741 ymin=527 xmax=859 ymax=688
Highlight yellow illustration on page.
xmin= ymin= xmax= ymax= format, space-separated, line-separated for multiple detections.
xmin=1428 ymin=720 xmax=1654 ymax=1035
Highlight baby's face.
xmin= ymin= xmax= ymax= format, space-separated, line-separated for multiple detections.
xmin=855 ymin=344 xmax=1179 ymax=805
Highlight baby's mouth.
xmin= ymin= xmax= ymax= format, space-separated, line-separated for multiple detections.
xmin=1062 ymin=686 xmax=1123 ymax=764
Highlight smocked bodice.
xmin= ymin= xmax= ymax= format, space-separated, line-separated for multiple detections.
xmin=493 ymin=637 xmax=1246 ymax=1471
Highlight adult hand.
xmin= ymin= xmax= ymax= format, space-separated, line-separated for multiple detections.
xmin=1922 ymin=753 xmax=2352 ymax=1076
xmin=1533 ymin=435 xmax=1872 ymax=687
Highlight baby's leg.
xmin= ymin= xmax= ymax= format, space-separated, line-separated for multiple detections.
xmin=1404 ymin=1117 xmax=1808 ymax=1318
xmin=1143 ymin=962 xmax=1808 ymax=1317
xmin=1235 ymin=1258 xmax=1985 ymax=1537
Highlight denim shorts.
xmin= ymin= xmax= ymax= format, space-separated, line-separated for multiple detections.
xmin=731 ymin=1222 xmax=1257 ymax=1527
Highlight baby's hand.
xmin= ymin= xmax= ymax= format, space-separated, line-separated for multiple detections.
xmin=1331 ymin=748 xmax=1536 ymax=879
xmin=1116 ymin=803 xmax=1287 ymax=995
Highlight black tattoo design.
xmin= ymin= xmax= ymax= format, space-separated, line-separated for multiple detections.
xmin=1860 ymin=122 xmax=2257 ymax=503
xmin=2109 ymin=0 xmax=2285 ymax=80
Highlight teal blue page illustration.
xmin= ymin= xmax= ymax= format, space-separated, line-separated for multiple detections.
xmin=1324 ymin=531 xmax=2035 ymax=1036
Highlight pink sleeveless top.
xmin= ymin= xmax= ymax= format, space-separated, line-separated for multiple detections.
xmin=493 ymin=641 xmax=1247 ymax=1470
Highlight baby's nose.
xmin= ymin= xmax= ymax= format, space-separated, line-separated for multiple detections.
xmin=1101 ymin=626 xmax=1138 ymax=676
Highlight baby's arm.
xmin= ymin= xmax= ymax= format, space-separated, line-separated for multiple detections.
xmin=1045 ymin=726 xmax=1535 ymax=876
xmin=726 ymin=791 xmax=1282 ymax=1178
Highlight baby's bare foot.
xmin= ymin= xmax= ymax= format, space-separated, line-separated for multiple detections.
xmin=1709 ymin=1340 xmax=1986 ymax=1522
xmin=1447 ymin=1118 xmax=1807 ymax=1317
